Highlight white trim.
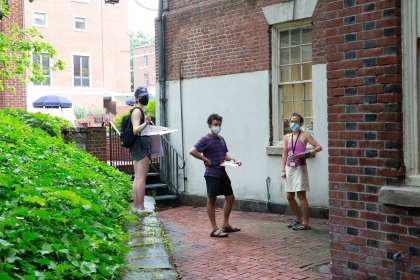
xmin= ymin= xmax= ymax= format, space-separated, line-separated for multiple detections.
xmin=262 ymin=0 xmax=317 ymax=25
xmin=133 ymin=52 xmax=155 ymax=58
xmin=402 ymin=1 xmax=420 ymax=180
xmin=71 ymin=0 xmax=90 ymax=3
xmin=74 ymin=16 xmax=87 ymax=32
xmin=33 ymin=11 xmax=47 ymax=28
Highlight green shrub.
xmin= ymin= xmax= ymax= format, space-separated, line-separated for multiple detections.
xmin=0 ymin=108 xmax=73 ymax=137
xmin=0 ymin=109 xmax=133 ymax=279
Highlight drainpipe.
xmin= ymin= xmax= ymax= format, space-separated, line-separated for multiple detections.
xmin=393 ymin=251 xmax=401 ymax=280
xmin=266 ymin=177 xmax=271 ymax=213
xmin=157 ymin=0 xmax=166 ymax=127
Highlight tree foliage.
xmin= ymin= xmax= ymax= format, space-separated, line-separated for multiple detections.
xmin=0 ymin=0 xmax=65 ymax=92
xmin=129 ymin=30 xmax=155 ymax=91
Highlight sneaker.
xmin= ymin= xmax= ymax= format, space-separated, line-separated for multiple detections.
xmin=131 ymin=206 xmax=153 ymax=214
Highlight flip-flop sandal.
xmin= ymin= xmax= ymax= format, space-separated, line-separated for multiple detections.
xmin=292 ymin=224 xmax=312 ymax=231
xmin=287 ymin=219 xmax=302 ymax=228
xmin=210 ymin=229 xmax=229 ymax=238
xmin=222 ymin=226 xmax=241 ymax=233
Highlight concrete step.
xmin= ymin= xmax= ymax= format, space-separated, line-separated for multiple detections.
xmin=146 ymin=183 xmax=167 ymax=189
xmin=154 ymin=195 xmax=177 ymax=201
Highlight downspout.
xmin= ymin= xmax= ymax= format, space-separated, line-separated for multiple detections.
xmin=157 ymin=0 xmax=166 ymax=127
xmin=179 ymin=60 xmax=186 ymax=192
xmin=393 ymin=251 xmax=401 ymax=280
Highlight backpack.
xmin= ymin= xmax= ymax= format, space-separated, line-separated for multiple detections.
xmin=120 ymin=107 xmax=144 ymax=148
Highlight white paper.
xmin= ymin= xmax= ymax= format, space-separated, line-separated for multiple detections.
xmin=149 ymin=129 xmax=178 ymax=136
xmin=220 ymin=160 xmax=239 ymax=167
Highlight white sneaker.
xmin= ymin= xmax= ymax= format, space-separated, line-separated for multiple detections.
xmin=131 ymin=206 xmax=153 ymax=214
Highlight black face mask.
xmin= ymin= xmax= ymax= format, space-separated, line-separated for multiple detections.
xmin=138 ymin=96 xmax=149 ymax=106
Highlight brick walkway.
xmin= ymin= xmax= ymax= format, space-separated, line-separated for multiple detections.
xmin=157 ymin=206 xmax=331 ymax=280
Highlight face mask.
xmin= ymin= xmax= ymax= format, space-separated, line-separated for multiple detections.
xmin=139 ymin=96 xmax=149 ymax=106
xmin=211 ymin=126 xmax=221 ymax=134
xmin=290 ymin=122 xmax=300 ymax=131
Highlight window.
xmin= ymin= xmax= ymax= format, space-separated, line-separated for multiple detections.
xmin=73 ymin=55 xmax=90 ymax=87
xmin=144 ymin=74 xmax=149 ymax=86
xmin=34 ymin=12 xmax=47 ymax=27
xmin=32 ymin=53 xmax=51 ymax=86
xmin=144 ymin=55 xmax=148 ymax=66
xmin=74 ymin=17 xmax=86 ymax=31
xmin=273 ymin=23 xmax=313 ymax=143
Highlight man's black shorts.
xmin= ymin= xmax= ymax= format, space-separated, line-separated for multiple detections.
xmin=205 ymin=176 xmax=233 ymax=197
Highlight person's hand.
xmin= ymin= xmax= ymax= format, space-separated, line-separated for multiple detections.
xmin=145 ymin=113 xmax=151 ymax=124
xmin=281 ymin=171 xmax=286 ymax=179
xmin=204 ymin=158 xmax=212 ymax=166
xmin=233 ymin=159 xmax=242 ymax=166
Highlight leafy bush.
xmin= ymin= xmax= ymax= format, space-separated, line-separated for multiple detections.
xmin=74 ymin=105 xmax=107 ymax=120
xmin=0 ymin=108 xmax=73 ymax=137
xmin=0 ymin=109 xmax=134 ymax=279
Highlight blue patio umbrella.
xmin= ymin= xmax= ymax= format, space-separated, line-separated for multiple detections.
xmin=125 ymin=94 xmax=155 ymax=106
xmin=33 ymin=95 xmax=72 ymax=108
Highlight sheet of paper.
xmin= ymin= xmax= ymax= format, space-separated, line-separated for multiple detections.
xmin=288 ymin=150 xmax=310 ymax=160
xmin=149 ymin=129 xmax=178 ymax=136
xmin=220 ymin=160 xmax=239 ymax=167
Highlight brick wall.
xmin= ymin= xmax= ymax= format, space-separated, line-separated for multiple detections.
xmin=86 ymin=127 xmax=107 ymax=162
xmin=326 ymin=0 xmax=420 ymax=279
xmin=0 ymin=0 xmax=26 ymax=109
xmin=133 ymin=45 xmax=156 ymax=88
xmin=162 ymin=0 xmax=326 ymax=81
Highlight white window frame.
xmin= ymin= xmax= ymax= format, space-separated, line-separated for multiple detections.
xmin=262 ymin=0 xmax=317 ymax=151
xmin=144 ymin=55 xmax=149 ymax=67
xmin=32 ymin=53 xmax=51 ymax=86
xmin=74 ymin=17 xmax=87 ymax=31
xmin=33 ymin=12 xmax=47 ymax=27
xmin=72 ymin=53 xmax=91 ymax=88
xmin=402 ymin=1 xmax=420 ymax=185
xmin=273 ymin=21 xmax=313 ymax=145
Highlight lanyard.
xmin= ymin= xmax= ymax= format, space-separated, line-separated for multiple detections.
xmin=291 ymin=131 xmax=301 ymax=155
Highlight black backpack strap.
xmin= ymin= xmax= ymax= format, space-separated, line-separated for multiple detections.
xmin=130 ymin=107 xmax=144 ymax=124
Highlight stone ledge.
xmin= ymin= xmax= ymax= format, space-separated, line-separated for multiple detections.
xmin=266 ymin=145 xmax=283 ymax=155
xmin=378 ymin=186 xmax=420 ymax=208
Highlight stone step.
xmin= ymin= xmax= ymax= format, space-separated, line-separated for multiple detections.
xmin=146 ymin=183 xmax=167 ymax=189
xmin=154 ymin=195 xmax=177 ymax=201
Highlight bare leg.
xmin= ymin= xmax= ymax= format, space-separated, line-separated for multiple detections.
xmin=207 ymin=196 xmax=218 ymax=229
xmin=286 ymin=192 xmax=302 ymax=222
xmin=222 ymin=195 xmax=235 ymax=228
xmin=297 ymin=191 xmax=309 ymax=225
xmin=132 ymin=156 xmax=150 ymax=210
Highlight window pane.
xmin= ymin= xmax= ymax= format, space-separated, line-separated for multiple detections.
xmin=82 ymin=78 xmax=89 ymax=87
xmin=290 ymin=28 xmax=301 ymax=46
xmin=305 ymin=100 xmax=313 ymax=117
xmin=294 ymin=101 xmax=304 ymax=114
xmin=279 ymin=30 xmax=289 ymax=48
xmin=282 ymin=85 xmax=293 ymax=101
xmin=291 ymin=46 xmax=301 ymax=64
xmin=294 ymin=83 xmax=304 ymax=100
xmin=34 ymin=13 xmax=46 ymax=26
xmin=305 ymin=83 xmax=312 ymax=99
xmin=280 ymin=66 xmax=290 ymax=82
xmin=74 ymin=78 xmax=81 ymax=86
xmin=302 ymin=45 xmax=311 ymax=62
xmin=283 ymin=101 xmax=293 ymax=119
xmin=45 ymin=77 xmax=51 ymax=86
xmin=33 ymin=53 xmax=40 ymax=62
xmin=74 ymin=57 xmax=80 ymax=76
xmin=302 ymin=26 xmax=312 ymax=44
xmin=75 ymin=18 xmax=86 ymax=30
xmin=283 ymin=119 xmax=292 ymax=135
xmin=82 ymin=57 xmax=89 ymax=77
xmin=291 ymin=64 xmax=301 ymax=81
xmin=145 ymin=55 xmax=148 ymax=66
xmin=280 ymin=48 xmax=290 ymax=65
xmin=302 ymin=63 xmax=312 ymax=80
xmin=305 ymin=118 xmax=313 ymax=133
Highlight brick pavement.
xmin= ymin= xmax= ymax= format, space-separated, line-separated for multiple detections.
xmin=157 ymin=206 xmax=331 ymax=280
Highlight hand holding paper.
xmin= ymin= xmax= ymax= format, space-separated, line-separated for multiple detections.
xmin=220 ymin=160 xmax=239 ymax=167
xmin=287 ymin=150 xmax=311 ymax=160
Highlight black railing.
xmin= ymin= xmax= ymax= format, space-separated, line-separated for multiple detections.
xmin=108 ymin=121 xmax=185 ymax=200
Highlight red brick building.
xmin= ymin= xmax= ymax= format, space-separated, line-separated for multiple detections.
xmin=133 ymin=45 xmax=156 ymax=89
xmin=159 ymin=0 xmax=419 ymax=279
xmin=1 ymin=0 xmax=130 ymax=120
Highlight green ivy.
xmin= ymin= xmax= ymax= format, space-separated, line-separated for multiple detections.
xmin=0 ymin=109 xmax=134 ymax=279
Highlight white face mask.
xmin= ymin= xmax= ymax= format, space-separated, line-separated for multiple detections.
xmin=211 ymin=126 xmax=221 ymax=134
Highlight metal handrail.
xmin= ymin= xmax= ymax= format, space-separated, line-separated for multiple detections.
xmin=108 ymin=121 xmax=185 ymax=202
